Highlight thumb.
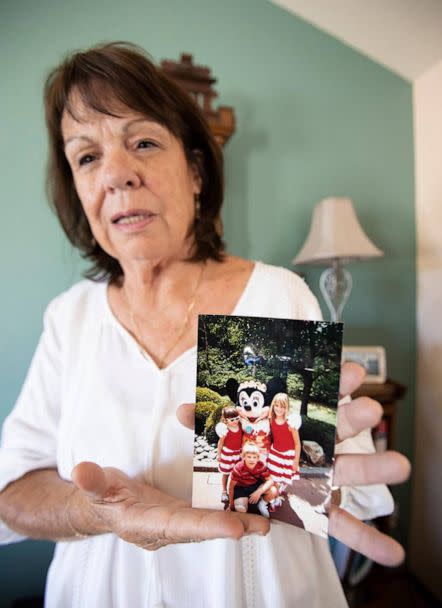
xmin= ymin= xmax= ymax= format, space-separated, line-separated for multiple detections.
xmin=339 ymin=361 xmax=366 ymax=397
xmin=71 ymin=461 xmax=109 ymax=501
xmin=176 ymin=403 xmax=195 ymax=430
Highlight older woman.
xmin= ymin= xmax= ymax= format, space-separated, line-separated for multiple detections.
xmin=0 ymin=43 xmax=409 ymax=608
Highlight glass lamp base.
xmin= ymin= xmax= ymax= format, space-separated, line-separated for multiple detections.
xmin=319 ymin=262 xmax=352 ymax=323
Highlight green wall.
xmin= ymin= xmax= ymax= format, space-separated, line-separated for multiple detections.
xmin=0 ymin=0 xmax=415 ymax=604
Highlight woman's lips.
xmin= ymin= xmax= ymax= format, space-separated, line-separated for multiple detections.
xmin=112 ymin=211 xmax=157 ymax=233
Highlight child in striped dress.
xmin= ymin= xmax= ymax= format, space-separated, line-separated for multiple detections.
xmin=267 ymin=393 xmax=302 ymax=488
xmin=216 ymin=405 xmax=243 ymax=503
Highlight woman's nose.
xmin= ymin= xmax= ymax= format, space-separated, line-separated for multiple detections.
xmin=102 ymin=150 xmax=142 ymax=192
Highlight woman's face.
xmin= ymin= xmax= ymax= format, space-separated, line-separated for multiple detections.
xmin=61 ymin=97 xmax=201 ymax=265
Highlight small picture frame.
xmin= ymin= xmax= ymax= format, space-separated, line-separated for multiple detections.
xmin=341 ymin=346 xmax=386 ymax=383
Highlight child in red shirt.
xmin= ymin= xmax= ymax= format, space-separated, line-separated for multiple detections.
xmin=228 ymin=443 xmax=278 ymax=517
xmin=267 ymin=393 xmax=302 ymax=487
xmin=217 ymin=405 xmax=243 ymax=503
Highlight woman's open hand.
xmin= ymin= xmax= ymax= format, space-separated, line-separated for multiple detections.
xmin=177 ymin=362 xmax=411 ymax=566
xmin=69 ymin=461 xmax=268 ymax=550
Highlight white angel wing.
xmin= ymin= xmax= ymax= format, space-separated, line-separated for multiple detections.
xmin=215 ymin=421 xmax=228 ymax=438
xmin=287 ymin=411 xmax=302 ymax=430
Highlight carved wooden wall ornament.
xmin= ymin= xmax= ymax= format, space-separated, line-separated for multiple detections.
xmin=161 ymin=53 xmax=236 ymax=147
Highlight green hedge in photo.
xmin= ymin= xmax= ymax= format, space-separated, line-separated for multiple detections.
xmin=287 ymin=372 xmax=304 ymax=398
xmin=205 ymin=403 xmax=225 ymax=445
xmin=195 ymin=401 xmax=218 ymax=436
xmin=195 ymin=387 xmax=229 ymax=437
xmin=196 ymin=386 xmax=226 ymax=406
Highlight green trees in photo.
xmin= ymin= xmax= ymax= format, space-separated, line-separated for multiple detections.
xmin=197 ymin=315 xmax=342 ymax=417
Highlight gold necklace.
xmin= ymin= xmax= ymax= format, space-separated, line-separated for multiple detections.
xmin=127 ymin=262 xmax=205 ymax=367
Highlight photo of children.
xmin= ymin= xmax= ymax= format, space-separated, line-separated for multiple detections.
xmin=192 ymin=314 xmax=343 ymax=539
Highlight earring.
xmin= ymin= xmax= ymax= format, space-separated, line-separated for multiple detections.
xmin=195 ymin=194 xmax=201 ymax=221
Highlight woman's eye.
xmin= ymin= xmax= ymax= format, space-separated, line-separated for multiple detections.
xmin=78 ymin=154 xmax=95 ymax=167
xmin=137 ymin=139 xmax=157 ymax=149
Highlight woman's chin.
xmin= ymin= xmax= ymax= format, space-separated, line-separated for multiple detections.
xmin=104 ymin=230 xmax=194 ymax=269
xmin=115 ymin=244 xmax=183 ymax=268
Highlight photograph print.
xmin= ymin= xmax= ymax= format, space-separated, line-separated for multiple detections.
xmin=192 ymin=314 xmax=343 ymax=539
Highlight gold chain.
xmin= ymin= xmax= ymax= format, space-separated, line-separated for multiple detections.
xmin=127 ymin=262 xmax=205 ymax=367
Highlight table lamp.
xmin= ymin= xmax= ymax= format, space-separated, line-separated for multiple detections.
xmin=293 ymin=197 xmax=383 ymax=322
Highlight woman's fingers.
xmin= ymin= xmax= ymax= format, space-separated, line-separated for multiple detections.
xmin=234 ymin=511 xmax=269 ymax=535
xmin=120 ymin=502 xmax=269 ymax=549
xmin=339 ymin=362 xmax=366 ymax=397
xmin=169 ymin=506 xmax=268 ymax=540
xmin=176 ymin=403 xmax=196 ymax=430
xmin=71 ymin=461 xmax=109 ymax=500
xmin=333 ymin=452 xmax=411 ymax=487
xmin=329 ymin=505 xmax=405 ymax=567
xmin=337 ymin=396 xmax=383 ymax=442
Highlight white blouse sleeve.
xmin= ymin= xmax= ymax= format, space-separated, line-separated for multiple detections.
xmin=288 ymin=271 xmax=394 ymax=520
xmin=0 ymin=296 xmax=63 ymax=544
xmin=335 ymin=430 xmax=395 ymax=519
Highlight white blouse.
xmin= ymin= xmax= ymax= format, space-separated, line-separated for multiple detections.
xmin=0 ymin=262 xmax=393 ymax=608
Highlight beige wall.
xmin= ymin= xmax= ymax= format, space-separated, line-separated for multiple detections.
xmin=410 ymin=58 xmax=442 ymax=601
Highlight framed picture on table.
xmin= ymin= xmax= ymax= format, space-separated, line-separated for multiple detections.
xmin=341 ymin=346 xmax=386 ymax=384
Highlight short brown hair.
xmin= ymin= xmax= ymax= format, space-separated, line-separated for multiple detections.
xmin=44 ymin=41 xmax=225 ymax=283
xmin=222 ymin=405 xmax=239 ymax=421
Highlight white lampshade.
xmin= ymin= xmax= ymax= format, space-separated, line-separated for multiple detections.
xmin=293 ymin=197 xmax=383 ymax=265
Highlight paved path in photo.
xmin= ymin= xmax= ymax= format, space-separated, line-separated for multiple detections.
xmin=271 ymin=477 xmax=330 ymax=534
xmin=193 ymin=470 xmax=330 ymax=536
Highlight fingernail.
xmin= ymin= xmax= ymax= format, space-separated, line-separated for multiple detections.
xmin=245 ymin=529 xmax=266 ymax=537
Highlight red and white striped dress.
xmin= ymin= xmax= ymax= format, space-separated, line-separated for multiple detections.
xmin=218 ymin=427 xmax=242 ymax=473
xmin=267 ymin=419 xmax=296 ymax=483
